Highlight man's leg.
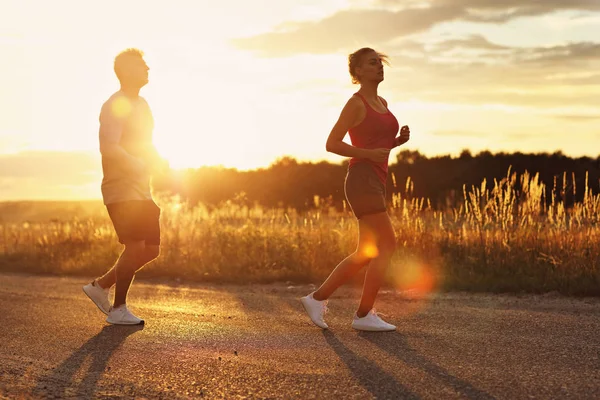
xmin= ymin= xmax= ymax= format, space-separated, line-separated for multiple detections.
xmin=96 ymin=242 xmax=160 ymax=291
xmin=113 ymin=241 xmax=147 ymax=308
xmin=112 ymin=244 xmax=160 ymax=308
xmin=96 ymin=257 xmax=120 ymax=290
xmin=83 ymin=202 xmax=134 ymax=314
xmin=101 ymin=200 xmax=161 ymax=324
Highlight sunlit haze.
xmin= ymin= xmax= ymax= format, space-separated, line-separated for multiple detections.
xmin=1 ymin=0 xmax=599 ymax=200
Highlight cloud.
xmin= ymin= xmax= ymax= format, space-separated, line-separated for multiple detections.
xmin=0 ymin=151 xmax=100 ymax=182
xmin=515 ymin=42 xmax=600 ymax=65
xmin=233 ymin=1 xmax=600 ymax=56
xmin=553 ymin=114 xmax=600 ymax=121
xmin=429 ymin=35 xmax=511 ymax=52
xmin=390 ymin=36 xmax=600 ymax=69
xmin=558 ymin=73 xmax=600 ymax=85
xmin=0 ymin=151 xmax=102 ymax=200
xmin=232 ymin=7 xmax=466 ymax=56
xmin=378 ymin=39 xmax=600 ymax=107
xmin=458 ymin=0 xmax=600 ymax=23
xmin=379 ymin=0 xmax=600 ymax=14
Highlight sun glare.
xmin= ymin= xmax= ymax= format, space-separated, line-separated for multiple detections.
xmin=392 ymin=257 xmax=437 ymax=299
xmin=149 ymin=72 xmax=264 ymax=170
xmin=111 ymin=96 xmax=132 ymax=118
xmin=362 ymin=243 xmax=380 ymax=259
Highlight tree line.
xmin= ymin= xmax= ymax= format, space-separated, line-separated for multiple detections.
xmin=153 ymin=150 xmax=600 ymax=211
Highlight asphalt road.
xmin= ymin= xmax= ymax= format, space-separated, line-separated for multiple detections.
xmin=0 ymin=273 xmax=599 ymax=399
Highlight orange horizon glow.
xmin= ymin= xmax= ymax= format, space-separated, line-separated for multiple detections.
xmin=1 ymin=1 xmax=599 ymax=200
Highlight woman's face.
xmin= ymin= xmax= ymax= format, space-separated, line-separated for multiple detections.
xmin=356 ymin=51 xmax=384 ymax=84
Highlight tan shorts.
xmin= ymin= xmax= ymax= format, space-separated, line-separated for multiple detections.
xmin=344 ymin=163 xmax=387 ymax=219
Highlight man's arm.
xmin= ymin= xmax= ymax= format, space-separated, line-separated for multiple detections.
xmin=99 ymin=101 xmax=147 ymax=175
xmin=139 ymin=98 xmax=169 ymax=174
xmin=142 ymin=143 xmax=169 ymax=173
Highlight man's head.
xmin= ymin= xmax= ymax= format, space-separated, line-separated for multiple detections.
xmin=114 ymin=48 xmax=149 ymax=88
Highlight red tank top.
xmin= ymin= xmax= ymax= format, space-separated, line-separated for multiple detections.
xmin=348 ymin=92 xmax=399 ymax=184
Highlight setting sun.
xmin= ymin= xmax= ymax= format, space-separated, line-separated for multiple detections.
xmin=1 ymin=0 xmax=599 ymax=201
xmin=2 ymin=2 xmax=600 ymax=398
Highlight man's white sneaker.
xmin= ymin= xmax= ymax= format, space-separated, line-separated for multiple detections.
xmin=351 ymin=309 xmax=396 ymax=332
xmin=106 ymin=305 xmax=144 ymax=325
xmin=300 ymin=292 xmax=329 ymax=329
xmin=82 ymin=280 xmax=111 ymax=315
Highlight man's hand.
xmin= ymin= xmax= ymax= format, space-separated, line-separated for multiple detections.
xmin=152 ymin=157 xmax=170 ymax=175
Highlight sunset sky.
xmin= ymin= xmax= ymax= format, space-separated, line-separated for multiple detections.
xmin=1 ymin=0 xmax=599 ymax=200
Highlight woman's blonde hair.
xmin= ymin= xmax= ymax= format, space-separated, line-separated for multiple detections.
xmin=348 ymin=47 xmax=389 ymax=84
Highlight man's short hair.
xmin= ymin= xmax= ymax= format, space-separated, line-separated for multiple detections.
xmin=114 ymin=48 xmax=145 ymax=82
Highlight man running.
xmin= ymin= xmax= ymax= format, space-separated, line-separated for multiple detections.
xmin=83 ymin=48 xmax=167 ymax=325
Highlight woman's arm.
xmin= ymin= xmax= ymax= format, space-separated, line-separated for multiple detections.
xmin=326 ymin=97 xmax=389 ymax=162
xmin=393 ymin=125 xmax=411 ymax=148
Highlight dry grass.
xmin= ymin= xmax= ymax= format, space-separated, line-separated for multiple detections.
xmin=1 ymin=169 xmax=599 ymax=295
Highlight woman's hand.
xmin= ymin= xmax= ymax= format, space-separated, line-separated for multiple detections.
xmin=395 ymin=125 xmax=410 ymax=147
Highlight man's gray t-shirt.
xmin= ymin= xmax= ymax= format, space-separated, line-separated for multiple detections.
xmin=99 ymin=91 xmax=157 ymax=205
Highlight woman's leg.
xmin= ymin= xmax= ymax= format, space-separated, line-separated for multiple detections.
xmin=313 ymin=213 xmax=385 ymax=301
xmin=355 ymin=212 xmax=396 ymax=317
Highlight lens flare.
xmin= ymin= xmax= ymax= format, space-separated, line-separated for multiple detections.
xmin=111 ymin=96 xmax=132 ymax=118
xmin=362 ymin=243 xmax=379 ymax=258
xmin=391 ymin=257 xmax=437 ymax=299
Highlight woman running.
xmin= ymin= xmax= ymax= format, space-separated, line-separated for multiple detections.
xmin=301 ymin=47 xmax=410 ymax=331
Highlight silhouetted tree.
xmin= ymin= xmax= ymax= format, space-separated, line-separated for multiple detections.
xmin=154 ymin=151 xmax=600 ymax=211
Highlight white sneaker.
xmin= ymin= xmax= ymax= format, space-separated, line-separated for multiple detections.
xmin=106 ymin=305 xmax=144 ymax=325
xmin=300 ymin=292 xmax=329 ymax=329
xmin=351 ymin=309 xmax=396 ymax=332
xmin=83 ymin=280 xmax=111 ymax=315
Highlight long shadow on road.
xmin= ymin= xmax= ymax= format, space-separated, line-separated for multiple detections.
xmin=34 ymin=324 xmax=143 ymax=398
xmin=360 ymin=332 xmax=496 ymax=400
xmin=322 ymin=330 xmax=420 ymax=400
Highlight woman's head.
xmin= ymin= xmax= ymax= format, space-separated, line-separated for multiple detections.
xmin=348 ymin=48 xmax=389 ymax=85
